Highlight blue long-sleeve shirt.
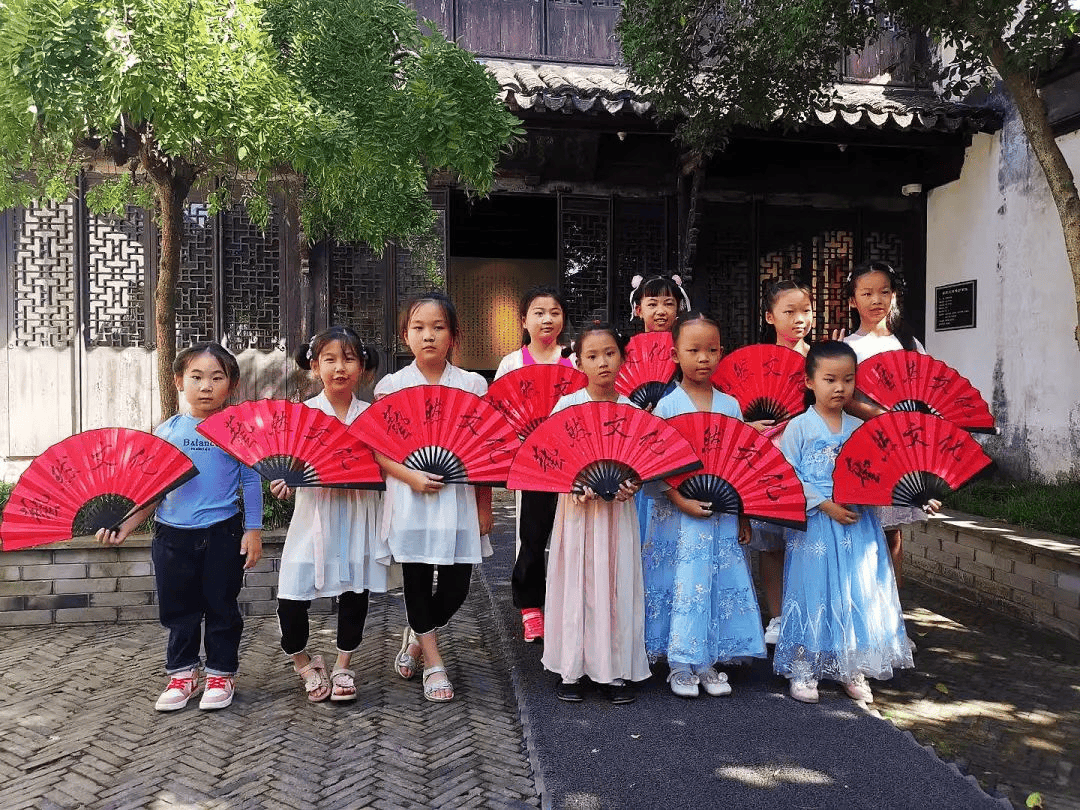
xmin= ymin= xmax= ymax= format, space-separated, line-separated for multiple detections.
xmin=153 ymin=414 xmax=263 ymax=530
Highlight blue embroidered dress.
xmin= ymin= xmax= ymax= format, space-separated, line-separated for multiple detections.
xmin=642 ymin=386 xmax=767 ymax=666
xmin=774 ymin=407 xmax=914 ymax=683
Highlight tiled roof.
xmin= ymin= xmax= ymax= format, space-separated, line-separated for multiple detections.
xmin=483 ymin=59 xmax=1001 ymax=134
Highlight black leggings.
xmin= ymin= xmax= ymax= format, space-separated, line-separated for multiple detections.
xmin=277 ymin=590 xmax=370 ymax=655
xmin=401 ymin=563 xmax=473 ymax=635
xmin=512 ymin=490 xmax=558 ymax=609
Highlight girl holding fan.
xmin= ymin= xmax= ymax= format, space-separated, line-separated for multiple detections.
xmin=543 ymin=323 xmax=649 ymax=704
xmin=775 ymin=341 xmax=912 ymax=704
xmin=375 ymin=292 xmax=493 ymax=703
xmin=752 ymin=280 xmax=814 ymax=645
xmin=494 ymin=286 xmax=575 ymax=643
xmin=643 ymin=311 xmax=766 ymax=698
xmin=98 ymin=342 xmax=262 ymax=712
xmin=269 ymin=326 xmax=390 ymax=703
xmin=842 ymin=261 xmax=933 ymax=600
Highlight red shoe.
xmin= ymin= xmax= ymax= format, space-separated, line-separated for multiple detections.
xmin=521 ymin=609 xmax=544 ymax=643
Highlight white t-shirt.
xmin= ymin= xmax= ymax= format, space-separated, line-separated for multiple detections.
xmin=843 ymin=331 xmax=926 ymax=363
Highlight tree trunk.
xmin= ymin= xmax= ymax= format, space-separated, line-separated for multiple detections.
xmin=145 ymin=151 xmax=197 ymax=418
xmin=991 ymin=39 xmax=1080 ymax=351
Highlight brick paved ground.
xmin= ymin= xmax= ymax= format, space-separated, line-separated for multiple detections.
xmin=873 ymin=582 xmax=1080 ymax=810
xmin=0 ymin=583 xmax=538 ymax=810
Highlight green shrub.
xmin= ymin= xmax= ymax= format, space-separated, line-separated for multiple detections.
xmin=944 ymin=479 xmax=1080 ymax=538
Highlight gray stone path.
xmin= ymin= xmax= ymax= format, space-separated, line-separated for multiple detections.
xmin=0 ymin=586 xmax=538 ymax=809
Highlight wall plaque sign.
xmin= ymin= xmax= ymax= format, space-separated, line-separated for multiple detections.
xmin=934 ymin=280 xmax=977 ymax=331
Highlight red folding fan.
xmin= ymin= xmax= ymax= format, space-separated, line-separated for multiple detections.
xmin=196 ymin=400 xmax=384 ymax=489
xmin=484 ymin=365 xmax=588 ymax=438
xmin=616 ymin=333 xmax=677 ymax=409
xmin=833 ymin=411 xmax=992 ymax=508
xmin=0 ymin=428 xmax=197 ymax=550
xmin=856 ymin=350 xmax=995 ymax=433
xmin=711 ymin=344 xmax=806 ymax=423
xmin=505 ymin=401 xmax=701 ymax=500
xmin=350 ymin=385 xmax=520 ymax=486
xmin=664 ymin=413 xmax=807 ymax=529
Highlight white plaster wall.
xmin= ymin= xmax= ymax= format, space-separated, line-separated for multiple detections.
xmin=926 ymin=115 xmax=1080 ymax=481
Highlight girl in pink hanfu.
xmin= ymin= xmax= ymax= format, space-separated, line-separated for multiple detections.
xmin=543 ymin=323 xmax=649 ymax=705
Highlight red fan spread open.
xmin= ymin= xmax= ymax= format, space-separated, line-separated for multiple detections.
xmin=485 ymin=365 xmax=588 ymax=438
xmin=856 ymin=350 xmax=996 ymax=433
xmin=1 ymin=428 xmax=197 ymax=550
xmin=616 ymin=333 xmax=677 ymax=409
xmin=711 ymin=344 xmax=806 ymax=423
xmin=351 ymin=385 xmax=520 ymax=486
xmin=196 ymin=400 xmax=384 ymax=489
xmin=663 ymin=412 xmax=807 ymax=529
xmin=505 ymin=401 xmax=701 ymax=500
xmin=833 ymin=411 xmax=992 ymax=508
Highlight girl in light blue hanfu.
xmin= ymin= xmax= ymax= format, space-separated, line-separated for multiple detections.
xmin=643 ymin=311 xmax=766 ymax=699
xmin=775 ymin=341 xmax=913 ymax=705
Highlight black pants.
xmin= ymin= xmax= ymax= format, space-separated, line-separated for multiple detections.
xmin=401 ymin=563 xmax=472 ymax=635
xmin=277 ymin=590 xmax=370 ymax=655
xmin=152 ymin=514 xmax=244 ymax=675
xmin=512 ymin=490 xmax=558 ymax=610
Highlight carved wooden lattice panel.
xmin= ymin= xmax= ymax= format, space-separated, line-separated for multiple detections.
xmin=86 ymin=205 xmax=147 ymax=348
xmin=222 ymin=203 xmax=281 ymax=350
xmin=11 ymin=200 xmax=76 ymax=348
xmin=812 ymin=229 xmax=855 ymax=337
xmin=613 ymin=199 xmax=665 ymax=332
xmin=330 ymin=242 xmax=387 ymax=350
xmin=560 ymin=196 xmax=610 ymax=333
xmin=176 ymin=203 xmax=217 ymax=345
xmin=699 ymin=203 xmax=753 ymax=349
xmin=864 ymin=230 xmax=904 ymax=269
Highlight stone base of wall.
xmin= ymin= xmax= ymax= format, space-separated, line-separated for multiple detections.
xmin=904 ymin=510 xmax=1080 ymax=640
xmin=0 ymin=530 xmax=334 ymax=626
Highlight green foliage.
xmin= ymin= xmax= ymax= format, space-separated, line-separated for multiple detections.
xmin=266 ymin=0 xmax=522 ymax=248
xmin=944 ymin=479 xmax=1080 ymax=538
xmin=617 ymin=0 xmax=1080 ymax=152
xmin=261 ymin=478 xmax=295 ymax=531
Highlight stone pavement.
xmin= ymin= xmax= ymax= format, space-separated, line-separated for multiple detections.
xmin=0 ymin=584 xmax=538 ymax=809
xmin=872 ymin=581 xmax=1080 ymax=810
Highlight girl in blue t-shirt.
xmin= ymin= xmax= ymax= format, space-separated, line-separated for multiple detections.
xmin=99 ymin=342 xmax=262 ymax=713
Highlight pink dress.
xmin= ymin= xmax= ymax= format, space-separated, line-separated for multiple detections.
xmin=541 ymin=389 xmax=651 ymax=684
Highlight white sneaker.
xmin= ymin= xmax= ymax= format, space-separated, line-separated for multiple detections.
xmin=789 ymin=679 xmax=819 ymax=703
xmin=843 ymin=673 xmax=874 ymax=703
xmin=154 ymin=668 xmax=201 ymax=712
xmin=199 ymin=675 xmax=235 ymax=710
xmin=763 ymin=617 xmax=781 ymax=645
xmin=667 ymin=668 xmax=699 ymax=698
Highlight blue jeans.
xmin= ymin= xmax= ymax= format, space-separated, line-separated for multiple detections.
xmin=152 ymin=514 xmax=244 ymax=675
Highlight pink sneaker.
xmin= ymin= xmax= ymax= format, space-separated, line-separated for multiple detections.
xmin=155 ymin=668 xmax=201 ymax=712
xmin=843 ymin=673 xmax=874 ymax=703
xmin=521 ymin=609 xmax=544 ymax=643
xmin=198 ymin=675 xmax=235 ymax=710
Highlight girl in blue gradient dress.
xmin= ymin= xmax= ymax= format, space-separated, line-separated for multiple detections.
xmin=774 ymin=341 xmax=913 ymax=705
xmin=643 ymin=311 xmax=766 ymax=699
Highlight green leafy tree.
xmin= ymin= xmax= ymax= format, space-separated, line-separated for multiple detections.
xmin=618 ymin=0 xmax=1080 ymax=350
xmin=0 ymin=0 xmax=519 ymax=417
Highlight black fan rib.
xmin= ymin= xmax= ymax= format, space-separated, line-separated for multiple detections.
xmin=630 ymin=381 xmax=675 ymax=410
xmin=891 ymin=471 xmax=950 ymax=508
xmin=574 ymin=460 xmax=638 ymax=501
xmin=677 ymin=475 xmax=743 ymax=515
xmin=893 ymin=399 xmax=939 ymax=416
xmin=254 ymin=455 xmax=319 ymax=487
xmin=72 ymin=494 xmax=137 ymax=536
xmin=744 ymin=397 xmax=789 ymax=424
xmin=405 ymin=446 xmax=467 ymax=483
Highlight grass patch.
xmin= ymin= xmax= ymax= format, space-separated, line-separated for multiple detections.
xmin=944 ymin=479 xmax=1080 ymax=539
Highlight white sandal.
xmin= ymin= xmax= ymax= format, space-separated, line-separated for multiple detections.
xmin=422 ymin=666 xmax=454 ymax=702
xmin=330 ymin=667 xmax=357 ymax=702
xmin=694 ymin=666 xmax=732 ymax=697
xmin=394 ymin=627 xmax=421 ymax=680
xmin=296 ymin=654 xmax=330 ymax=702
